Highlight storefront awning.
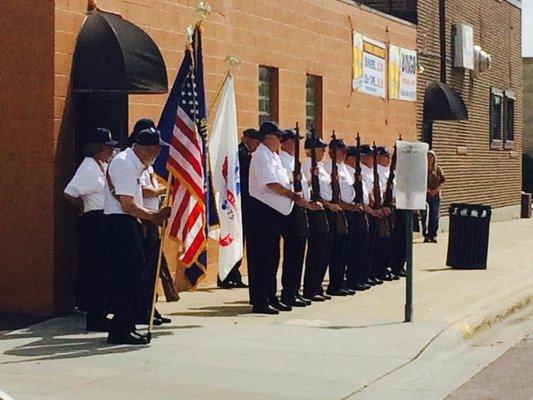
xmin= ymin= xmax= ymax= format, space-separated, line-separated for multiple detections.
xmin=72 ymin=10 xmax=168 ymax=94
xmin=423 ymin=81 xmax=468 ymax=121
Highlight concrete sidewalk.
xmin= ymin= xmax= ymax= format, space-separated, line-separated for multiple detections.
xmin=0 ymin=218 xmax=532 ymax=400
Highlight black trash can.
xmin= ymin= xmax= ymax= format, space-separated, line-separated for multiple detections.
xmin=446 ymin=203 xmax=492 ymax=269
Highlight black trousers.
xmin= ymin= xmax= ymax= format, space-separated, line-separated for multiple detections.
xmin=246 ymin=199 xmax=284 ymax=307
xmin=390 ymin=209 xmax=407 ymax=274
xmin=281 ymin=206 xmax=307 ymax=302
xmin=345 ymin=211 xmax=370 ymax=288
xmin=327 ymin=210 xmax=348 ymax=291
xmin=369 ymin=216 xmax=393 ymax=278
xmin=140 ymin=222 xmax=160 ymax=320
xmin=303 ymin=210 xmax=330 ymax=298
xmin=77 ymin=210 xmax=108 ymax=324
xmin=105 ymin=214 xmax=145 ymax=334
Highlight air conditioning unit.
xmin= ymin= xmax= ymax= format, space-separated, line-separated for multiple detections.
xmin=472 ymin=45 xmax=492 ymax=77
xmin=452 ymin=22 xmax=475 ymax=70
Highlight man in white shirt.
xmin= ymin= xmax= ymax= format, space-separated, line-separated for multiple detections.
xmin=323 ymin=138 xmax=354 ymax=296
xmin=344 ymin=146 xmax=373 ymax=292
xmin=104 ymin=127 xmax=171 ymax=345
xmin=278 ymin=129 xmax=322 ymax=308
xmin=64 ymin=127 xmax=118 ymax=332
xmin=301 ymin=136 xmax=339 ymax=302
xmin=247 ymin=122 xmax=307 ymax=315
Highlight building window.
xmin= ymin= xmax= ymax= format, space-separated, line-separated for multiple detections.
xmin=305 ymin=74 xmax=322 ymax=136
xmin=490 ymin=88 xmax=515 ymax=150
xmin=258 ymin=66 xmax=278 ymax=126
xmin=504 ymin=92 xmax=515 ymax=149
xmin=490 ymin=88 xmax=503 ymax=149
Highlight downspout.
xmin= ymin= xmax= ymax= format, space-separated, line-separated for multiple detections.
xmin=439 ymin=0 xmax=447 ymax=83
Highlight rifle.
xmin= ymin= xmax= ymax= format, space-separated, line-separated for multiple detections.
xmin=330 ymin=131 xmax=349 ymax=236
xmin=372 ymin=142 xmax=390 ymax=238
xmin=292 ymin=122 xmax=309 ymax=237
xmin=308 ymin=126 xmax=329 ymax=235
xmin=353 ymin=133 xmax=364 ymax=205
xmin=382 ymin=136 xmax=400 ymax=209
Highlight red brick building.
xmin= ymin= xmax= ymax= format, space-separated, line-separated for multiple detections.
xmin=1 ymin=0 xmax=417 ymax=315
xmin=359 ymin=0 xmax=524 ymax=225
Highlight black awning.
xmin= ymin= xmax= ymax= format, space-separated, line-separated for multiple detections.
xmin=423 ymin=81 xmax=468 ymax=121
xmin=73 ymin=10 xmax=168 ymax=94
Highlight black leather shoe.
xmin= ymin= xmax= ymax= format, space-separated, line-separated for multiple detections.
xmin=367 ymin=278 xmax=378 ymax=286
xmin=251 ymin=305 xmax=279 ymax=315
xmin=158 ymin=316 xmax=171 ymax=324
xmin=232 ymin=280 xmax=248 ymax=288
xmin=310 ymin=294 xmax=326 ymax=302
xmin=326 ymin=288 xmax=348 ymax=296
xmin=380 ymin=274 xmax=394 ymax=282
xmin=290 ymin=297 xmax=307 ymax=307
xmin=396 ymin=269 xmax=407 ymax=278
xmin=391 ymin=274 xmax=400 ymax=281
xmin=373 ymin=278 xmax=384 ymax=285
xmin=272 ymin=301 xmax=292 ymax=312
xmin=354 ymin=284 xmax=369 ymax=291
xmin=321 ymin=293 xmax=332 ymax=300
xmin=297 ymin=294 xmax=312 ymax=306
xmin=107 ymin=331 xmax=150 ymax=345
xmin=217 ymin=276 xmax=234 ymax=289
xmin=346 ymin=288 xmax=356 ymax=296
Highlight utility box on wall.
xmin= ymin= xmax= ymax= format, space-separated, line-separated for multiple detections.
xmin=452 ymin=22 xmax=474 ymax=70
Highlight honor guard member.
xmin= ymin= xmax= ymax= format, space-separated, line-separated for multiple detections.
xmin=374 ymin=146 xmax=395 ymax=281
xmin=219 ymin=128 xmax=261 ymax=289
xmin=247 ymin=122 xmax=307 ymax=314
xmin=104 ymin=127 xmax=171 ymax=345
xmin=301 ymin=136 xmax=335 ymax=301
xmin=128 ymin=119 xmax=174 ymax=326
xmin=279 ymin=129 xmax=321 ymax=307
xmin=344 ymin=146 xmax=372 ymax=291
xmin=64 ymin=127 xmax=118 ymax=332
xmin=323 ymin=138 xmax=354 ymax=296
xmin=360 ymin=145 xmax=384 ymax=286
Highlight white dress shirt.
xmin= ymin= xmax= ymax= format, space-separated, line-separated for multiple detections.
xmin=64 ymin=157 xmax=107 ymax=213
xmin=361 ymin=164 xmax=375 ymax=204
xmin=346 ymin=164 xmax=370 ymax=205
xmin=104 ymin=148 xmax=146 ymax=215
xmin=140 ymin=166 xmax=161 ymax=211
xmin=279 ymin=150 xmax=311 ymax=201
xmin=324 ymin=161 xmax=355 ymax=203
xmin=249 ymin=143 xmax=294 ymax=216
xmin=302 ymin=158 xmax=333 ymax=201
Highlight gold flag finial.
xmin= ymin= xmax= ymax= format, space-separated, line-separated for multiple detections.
xmin=87 ymin=0 xmax=97 ymax=11
xmin=185 ymin=25 xmax=194 ymax=46
xmin=196 ymin=1 xmax=212 ymax=21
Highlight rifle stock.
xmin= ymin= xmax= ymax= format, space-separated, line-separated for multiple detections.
xmin=308 ymin=126 xmax=329 ymax=235
xmin=372 ymin=142 xmax=390 ymax=238
xmin=353 ymin=132 xmax=364 ymax=204
xmin=292 ymin=122 xmax=309 ymax=237
xmin=330 ymin=131 xmax=348 ymax=236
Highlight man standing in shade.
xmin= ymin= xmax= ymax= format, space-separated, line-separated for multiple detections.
xmin=219 ymin=128 xmax=261 ymax=289
xmin=247 ymin=122 xmax=307 ymax=314
xmin=278 ymin=129 xmax=322 ymax=307
xmin=104 ymin=128 xmax=171 ymax=345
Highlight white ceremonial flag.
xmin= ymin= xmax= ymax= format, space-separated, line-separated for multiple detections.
xmin=395 ymin=141 xmax=429 ymax=210
xmin=209 ymin=75 xmax=243 ymax=280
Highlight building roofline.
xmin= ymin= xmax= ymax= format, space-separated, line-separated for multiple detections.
xmin=506 ymin=0 xmax=522 ymax=9
xmin=336 ymin=0 xmax=417 ymax=28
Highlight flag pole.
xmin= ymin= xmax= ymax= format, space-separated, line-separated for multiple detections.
xmin=207 ymin=70 xmax=231 ymax=117
xmin=147 ymin=174 xmax=174 ymax=339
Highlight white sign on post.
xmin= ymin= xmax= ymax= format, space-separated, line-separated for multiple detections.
xmin=395 ymin=141 xmax=429 ymax=210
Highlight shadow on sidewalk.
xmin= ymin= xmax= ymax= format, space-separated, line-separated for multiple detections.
xmin=169 ymin=304 xmax=250 ymax=317
xmin=320 ymin=321 xmax=404 ymax=330
xmin=0 ymin=316 xmax=200 ymax=364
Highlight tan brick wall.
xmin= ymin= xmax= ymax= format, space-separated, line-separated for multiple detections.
xmin=417 ymin=0 xmax=523 ymax=214
xmin=523 ymin=58 xmax=533 ymax=157
xmin=0 ymin=0 xmax=55 ymax=314
xmin=47 ymin=0 xmax=417 ymax=303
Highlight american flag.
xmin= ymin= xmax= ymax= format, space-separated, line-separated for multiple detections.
xmin=154 ymin=26 xmax=208 ymax=286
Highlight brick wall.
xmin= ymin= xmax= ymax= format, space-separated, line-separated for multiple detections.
xmin=417 ymin=0 xmax=523 ymax=214
xmin=0 ymin=0 xmax=55 ymax=314
xmin=523 ymin=58 xmax=533 ymax=157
